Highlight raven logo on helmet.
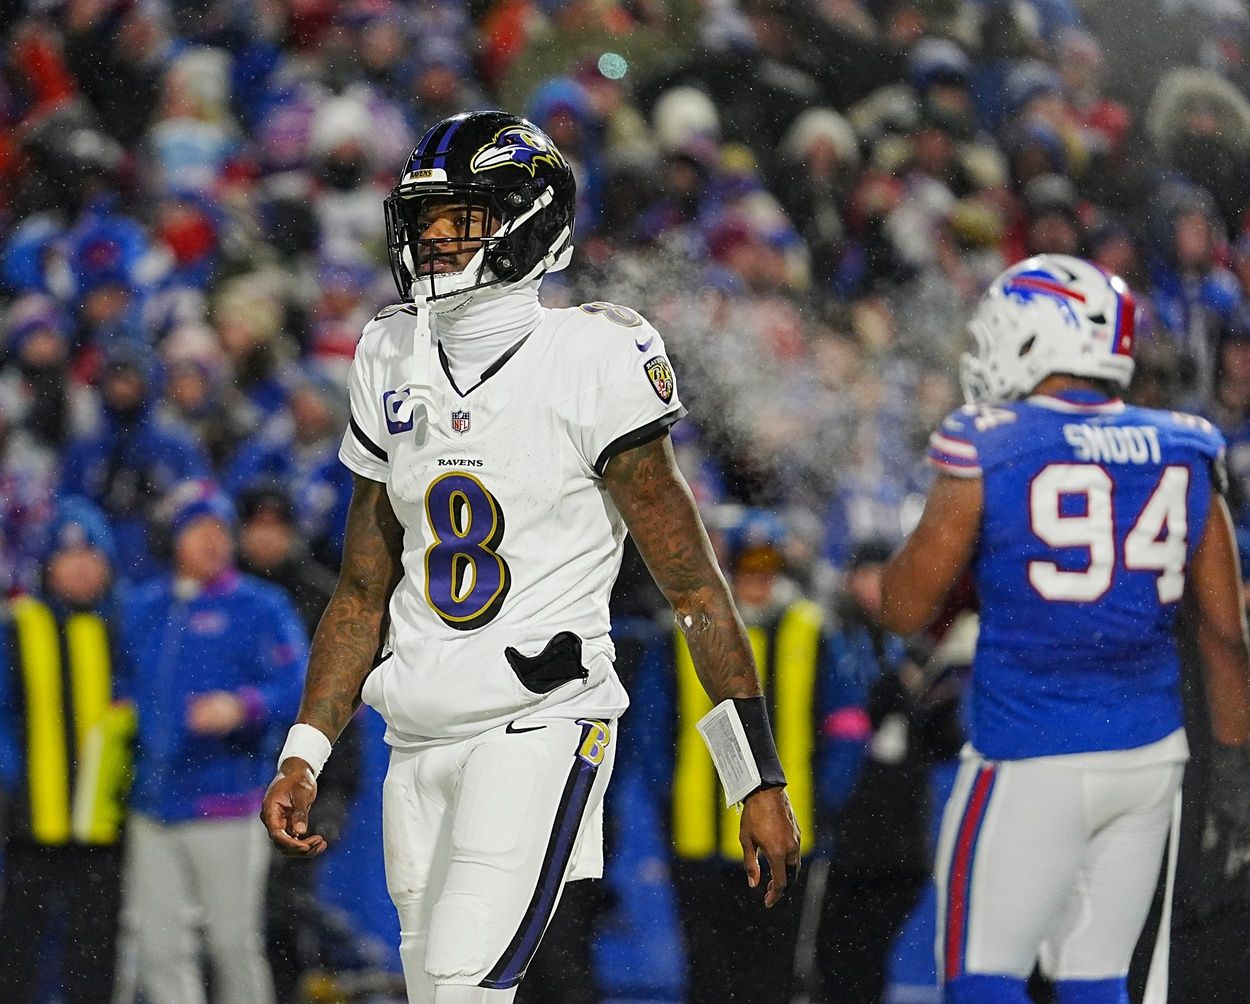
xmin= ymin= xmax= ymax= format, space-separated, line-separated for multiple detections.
xmin=470 ymin=127 xmax=567 ymax=177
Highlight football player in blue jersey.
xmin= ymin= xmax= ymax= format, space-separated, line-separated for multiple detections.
xmin=879 ymin=254 xmax=1250 ymax=1004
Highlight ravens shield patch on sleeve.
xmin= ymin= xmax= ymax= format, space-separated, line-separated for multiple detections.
xmin=644 ymin=356 xmax=675 ymax=404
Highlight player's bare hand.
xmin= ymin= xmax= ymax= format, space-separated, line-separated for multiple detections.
xmin=740 ymin=786 xmax=801 ymax=908
xmin=261 ymin=759 xmax=328 ymax=857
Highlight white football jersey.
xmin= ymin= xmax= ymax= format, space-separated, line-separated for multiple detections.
xmin=339 ymin=301 xmax=686 ymax=746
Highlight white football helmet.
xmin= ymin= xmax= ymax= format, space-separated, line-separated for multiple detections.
xmin=960 ymin=254 xmax=1137 ymax=405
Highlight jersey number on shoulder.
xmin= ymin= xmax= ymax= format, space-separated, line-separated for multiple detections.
xmin=1028 ymin=463 xmax=1189 ymax=603
xmin=579 ymin=302 xmax=642 ymax=327
xmin=424 ymin=472 xmax=511 ymax=630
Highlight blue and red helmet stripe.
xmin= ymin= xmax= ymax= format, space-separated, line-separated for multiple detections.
xmin=1111 ymin=282 xmax=1136 ymax=357
xmin=1004 ymin=274 xmax=1087 ymax=303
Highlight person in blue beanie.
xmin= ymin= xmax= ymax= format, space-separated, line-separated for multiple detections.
xmin=115 ymin=478 xmax=306 ymax=1004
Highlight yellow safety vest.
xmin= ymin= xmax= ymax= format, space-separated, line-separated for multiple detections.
xmin=671 ymin=598 xmax=822 ymax=860
xmin=9 ymin=597 xmax=134 ymax=845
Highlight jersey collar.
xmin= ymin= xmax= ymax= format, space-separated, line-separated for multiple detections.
xmin=437 ymin=333 xmax=533 ymax=398
xmin=432 ymin=284 xmax=543 ymax=397
xmin=1027 ymin=389 xmax=1126 ymax=414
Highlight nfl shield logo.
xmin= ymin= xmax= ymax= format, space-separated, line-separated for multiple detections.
xmin=451 ymin=410 xmax=471 ymax=434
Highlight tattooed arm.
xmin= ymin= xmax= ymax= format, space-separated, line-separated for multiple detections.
xmin=262 ymin=474 xmax=404 ymax=855
xmin=296 ymin=475 xmax=404 ymax=738
xmin=603 ymin=435 xmax=801 ymax=906
xmin=604 ymin=435 xmax=758 ymax=701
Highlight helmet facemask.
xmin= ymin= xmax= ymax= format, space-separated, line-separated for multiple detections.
xmin=959 ymin=295 xmax=1065 ymax=406
xmin=959 ymin=320 xmax=995 ymax=406
xmin=387 ymin=186 xmax=504 ymax=308
xmin=385 ymin=181 xmax=572 ymax=313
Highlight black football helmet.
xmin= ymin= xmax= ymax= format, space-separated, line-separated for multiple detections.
xmin=384 ymin=110 xmax=577 ymax=308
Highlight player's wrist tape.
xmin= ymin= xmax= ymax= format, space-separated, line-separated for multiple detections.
xmin=734 ymin=696 xmax=788 ymax=795
xmin=695 ymin=696 xmax=787 ymax=806
xmin=277 ymin=724 xmax=333 ymax=779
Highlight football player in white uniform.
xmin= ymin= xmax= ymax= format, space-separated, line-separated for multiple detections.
xmin=261 ymin=111 xmax=801 ymax=1003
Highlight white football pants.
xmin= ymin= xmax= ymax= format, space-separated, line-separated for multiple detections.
xmin=382 ymin=717 xmax=615 ymax=1004
xmin=936 ymin=738 xmax=1184 ymax=986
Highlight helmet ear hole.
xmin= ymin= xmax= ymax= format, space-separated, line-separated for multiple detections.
xmin=1018 ymin=334 xmax=1037 ymax=357
xmin=485 ymin=240 xmax=521 ymax=281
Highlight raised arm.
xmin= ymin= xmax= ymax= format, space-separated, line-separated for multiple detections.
xmin=261 ymin=473 xmax=404 ymax=854
xmin=881 ymin=474 xmax=983 ymax=636
xmin=603 ymin=434 xmax=800 ymax=906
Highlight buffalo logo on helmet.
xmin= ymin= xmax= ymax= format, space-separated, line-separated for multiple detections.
xmin=470 ymin=126 xmax=567 ymax=177
xmin=1000 ymin=269 xmax=1083 ymax=328
xmin=644 ymin=356 xmax=675 ymax=404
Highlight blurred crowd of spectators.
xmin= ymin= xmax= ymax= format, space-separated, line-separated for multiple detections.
xmin=6 ymin=0 xmax=1250 ymax=999
xmin=5 ymin=0 xmax=1250 ymax=590
xmin=6 ymin=0 xmax=1250 ymax=605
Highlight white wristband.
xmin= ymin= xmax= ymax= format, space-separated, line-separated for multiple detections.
xmin=277 ymin=723 xmax=333 ymax=778
xmin=695 ymin=700 xmax=762 ymax=806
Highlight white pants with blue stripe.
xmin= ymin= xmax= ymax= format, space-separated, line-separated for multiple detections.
xmin=382 ymin=717 xmax=615 ymax=1003
xmin=935 ymin=733 xmax=1185 ymax=995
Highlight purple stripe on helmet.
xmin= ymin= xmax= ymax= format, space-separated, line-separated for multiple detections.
xmin=431 ymin=118 xmax=464 ymax=171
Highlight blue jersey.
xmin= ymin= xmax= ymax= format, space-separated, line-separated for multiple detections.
xmin=928 ymin=390 xmax=1225 ymax=760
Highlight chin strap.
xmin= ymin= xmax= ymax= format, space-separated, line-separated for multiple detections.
xmin=537 ymin=227 xmax=574 ymax=275
xmin=390 ymin=307 xmax=437 ymax=437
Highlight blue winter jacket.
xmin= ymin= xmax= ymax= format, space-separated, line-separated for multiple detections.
xmin=117 ymin=570 xmax=306 ymax=823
